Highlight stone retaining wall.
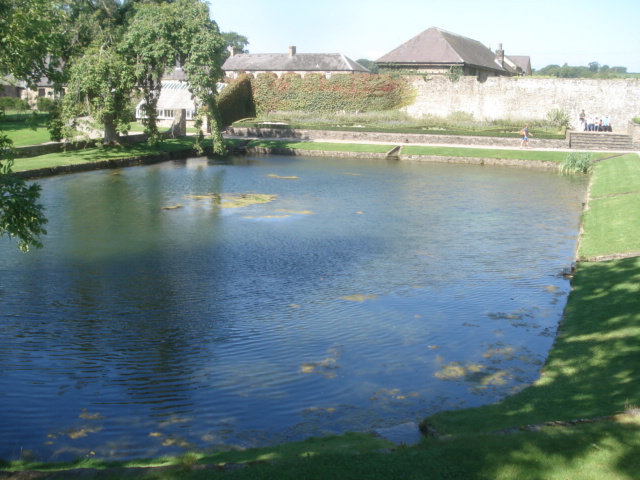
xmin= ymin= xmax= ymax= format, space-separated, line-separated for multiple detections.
xmin=228 ymin=127 xmax=569 ymax=149
xmin=245 ymin=147 xmax=558 ymax=170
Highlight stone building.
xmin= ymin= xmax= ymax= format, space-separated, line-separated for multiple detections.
xmin=375 ymin=27 xmax=530 ymax=80
xmin=222 ymin=46 xmax=370 ymax=79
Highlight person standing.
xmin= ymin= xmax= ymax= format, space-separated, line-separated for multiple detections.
xmin=579 ymin=109 xmax=586 ymax=131
xmin=520 ymin=124 xmax=533 ymax=148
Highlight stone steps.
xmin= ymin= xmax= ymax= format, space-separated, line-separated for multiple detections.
xmin=570 ymin=132 xmax=633 ymax=150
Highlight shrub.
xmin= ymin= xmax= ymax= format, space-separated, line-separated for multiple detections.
xmin=0 ymin=97 xmax=30 ymax=113
xmin=218 ymin=75 xmax=255 ymax=127
xmin=559 ymin=152 xmax=594 ymax=174
xmin=546 ymin=108 xmax=571 ymax=129
xmin=36 ymin=97 xmax=56 ymax=112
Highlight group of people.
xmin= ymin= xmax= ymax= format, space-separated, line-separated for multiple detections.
xmin=578 ymin=110 xmax=612 ymax=132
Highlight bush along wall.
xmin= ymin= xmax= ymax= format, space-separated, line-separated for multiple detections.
xmin=250 ymin=73 xmax=414 ymax=115
xmin=217 ymin=75 xmax=255 ymax=127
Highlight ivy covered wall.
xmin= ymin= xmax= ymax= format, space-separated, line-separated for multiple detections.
xmin=216 ymin=73 xmax=413 ymax=126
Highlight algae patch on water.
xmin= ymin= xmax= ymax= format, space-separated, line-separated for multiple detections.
xmin=180 ymin=193 xmax=277 ymax=209
xmin=340 ymin=294 xmax=378 ymax=302
xmin=267 ymin=174 xmax=298 ymax=180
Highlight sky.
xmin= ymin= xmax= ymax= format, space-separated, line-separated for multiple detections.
xmin=207 ymin=0 xmax=640 ymax=73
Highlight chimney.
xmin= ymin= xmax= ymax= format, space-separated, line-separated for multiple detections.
xmin=495 ymin=43 xmax=504 ymax=67
xmin=289 ymin=46 xmax=296 ymax=57
xmin=230 ymin=46 xmax=237 ymax=57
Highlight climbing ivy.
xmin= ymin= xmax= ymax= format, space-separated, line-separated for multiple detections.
xmin=250 ymin=74 xmax=413 ymax=115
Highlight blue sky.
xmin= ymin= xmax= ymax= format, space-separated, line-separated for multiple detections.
xmin=207 ymin=0 xmax=640 ymax=72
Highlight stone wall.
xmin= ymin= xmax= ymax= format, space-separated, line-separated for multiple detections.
xmin=404 ymin=76 xmax=640 ymax=130
xmin=227 ymin=127 xmax=569 ymax=149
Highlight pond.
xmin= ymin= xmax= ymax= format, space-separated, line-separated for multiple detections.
xmin=0 ymin=154 xmax=588 ymax=461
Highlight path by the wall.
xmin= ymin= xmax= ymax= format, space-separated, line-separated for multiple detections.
xmin=404 ymin=76 xmax=640 ymax=130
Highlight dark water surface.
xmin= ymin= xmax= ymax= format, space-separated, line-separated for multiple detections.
xmin=0 ymin=155 xmax=588 ymax=460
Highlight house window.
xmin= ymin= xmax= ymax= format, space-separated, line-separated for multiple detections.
xmin=38 ymin=88 xmax=46 ymax=97
xmin=325 ymin=72 xmax=331 ymax=79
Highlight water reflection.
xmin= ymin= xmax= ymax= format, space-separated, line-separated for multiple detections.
xmin=0 ymin=156 xmax=587 ymax=460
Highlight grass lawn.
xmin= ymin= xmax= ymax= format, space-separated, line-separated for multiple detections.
xmin=1 ymin=116 xmax=52 ymax=147
xmin=589 ymin=154 xmax=640 ymax=198
xmin=578 ymin=193 xmax=640 ymax=259
xmin=578 ymin=154 xmax=640 ymax=259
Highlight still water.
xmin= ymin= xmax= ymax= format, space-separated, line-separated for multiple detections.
xmin=0 ymin=155 xmax=588 ymax=460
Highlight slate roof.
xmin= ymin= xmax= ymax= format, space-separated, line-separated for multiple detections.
xmin=222 ymin=52 xmax=370 ymax=74
xmin=376 ymin=27 xmax=506 ymax=73
xmin=506 ymin=55 xmax=531 ymax=73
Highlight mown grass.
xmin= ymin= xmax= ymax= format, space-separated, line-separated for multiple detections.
xmin=589 ymin=154 xmax=640 ymax=198
xmin=0 ymin=114 xmax=52 ymax=146
xmin=578 ymin=154 xmax=640 ymax=259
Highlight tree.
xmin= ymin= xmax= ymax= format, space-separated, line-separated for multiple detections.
xmin=0 ymin=124 xmax=47 ymax=252
xmin=63 ymin=46 xmax=136 ymax=143
xmin=0 ymin=0 xmax=61 ymax=251
xmin=120 ymin=0 xmax=227 ymax=152
xmin=221 ymin=31 xmax=249 ymax=61
xmin=588 ymin=61 xmax=600 ymax=73
xmin=0 ymin=0 xmax=66 ymax=86
xmin=356 ymin=59 xmax=379 ymax=74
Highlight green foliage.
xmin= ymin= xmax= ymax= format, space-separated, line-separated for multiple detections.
xmin=221 ymin=31 xmax=249 ymax=61
xmin=445 ymin=65 xmax=464 ymax=82
xmin=251 ymin=74 xmax=412 ymax=116
xmin=534 ymin=62 xmax=633 ymax=79
xmin=633 ymin=117 xmax=640 ymax=124
xmin=35 ymin=96 xmax=55 ymax=113
xmin=559 ymin=152 xmax=594 ymax=174
xmin=63 ymin=46 xmax=136 ymax=143
xmin=0 ymin=97 xmax=30 ymax=113
xmin=355 ymin=58 xmax=379 ymax=74
xmin=120 ymin=0 xmax=227 ymax=152
xmin=217 ymin=75 xmax=255 ymax=127
xmin=0 ymin=0 xmax=66 ymax=86
xmin=0 ymin=112 xmax=47 ymax=252
xmin=546 ymin=108 xmax=571 ymax=129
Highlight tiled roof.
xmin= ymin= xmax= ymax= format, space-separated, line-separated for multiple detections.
xmin=376 ymin=27 xmax=505 ymax=73
xmin=222 ymin=52 xmax=370 ymax=73
xmin=506 ymin=55 xmax=531 ymax=72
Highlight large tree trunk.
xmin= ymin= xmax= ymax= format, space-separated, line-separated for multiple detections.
xmin=103 ymin=114 xmax=119 ymax=144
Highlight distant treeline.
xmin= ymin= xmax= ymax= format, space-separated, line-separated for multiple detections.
xmin=533 ymin=62 xmax=638 ymax=78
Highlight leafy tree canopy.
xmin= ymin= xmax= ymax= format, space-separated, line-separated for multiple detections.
xmin=221 ymin=31 xmax=250 ymax=61
xmin=356 ymin=59 xmax=379 ymax=74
